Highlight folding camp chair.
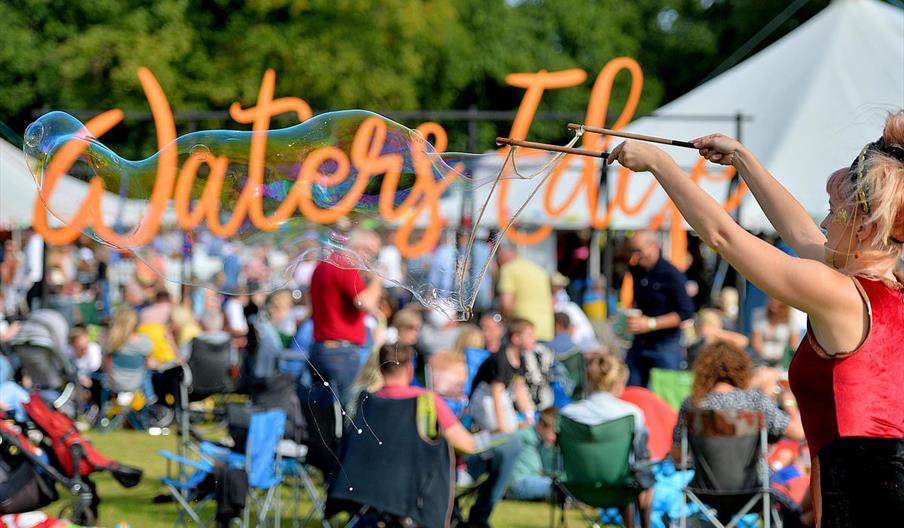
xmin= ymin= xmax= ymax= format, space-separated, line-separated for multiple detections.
xmin=325 ymin=393 xmax=455 ymax=528
xmin=163 ymin=408 xmax=287 ymax=527
xmin=649 ymin=368 xmax=694 ymax=411
xmin=213 ymin=402 xmax=329 ymax=528
xmin=242 ymin=409 xmax=286 ymax=527
xmin=159 ymin=449 xmax=217 ymax=527
xmin=679 ymin=409 xmax=782 ymax=528
xmin=551 ymin=414 xmax=647 ymax=528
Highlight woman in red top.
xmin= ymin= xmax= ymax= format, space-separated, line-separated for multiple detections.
xmin=608 ymin=111 xmax=904 ymax=526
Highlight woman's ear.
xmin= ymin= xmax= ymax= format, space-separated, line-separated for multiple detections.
xmin=857 ymin=221 xmax=878 ymax=242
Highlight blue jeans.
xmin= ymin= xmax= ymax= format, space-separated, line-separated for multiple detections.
xmin=465 ymin=433 xmax=523 ymax=525
xmin=626 ymin=333 xmax=683 ymax=388
xmin=509 ymin=475 xmax=552 ymax=501
xmin=309 ymin=342 xmax=361 ymax=406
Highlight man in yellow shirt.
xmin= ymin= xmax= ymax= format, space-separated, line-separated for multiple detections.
xmin=496 ymin=244 xmax=554 ymax=342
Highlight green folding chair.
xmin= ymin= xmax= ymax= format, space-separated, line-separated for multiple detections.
xmin=649 ymin=368 xmax=694 ymax=411
xmin=551 ymin=414 xmax=644 ymax=527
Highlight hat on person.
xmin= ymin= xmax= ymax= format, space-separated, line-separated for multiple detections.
xmin=551 ymin=272 xmax=570 ymax=288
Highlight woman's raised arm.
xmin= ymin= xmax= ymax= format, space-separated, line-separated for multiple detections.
xmin=607 ymin=141 xmax=860 ymax=330
xmin=693 ymin=134 xmax=827 ymax=261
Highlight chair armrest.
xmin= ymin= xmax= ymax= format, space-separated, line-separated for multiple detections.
xmin=159 ymin=450 xmax=214 ymax=472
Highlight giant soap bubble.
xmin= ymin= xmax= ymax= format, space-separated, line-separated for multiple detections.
xmin=23 ymin=109 xmax=579 ymax=319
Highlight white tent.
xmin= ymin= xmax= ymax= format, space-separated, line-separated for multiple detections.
xmin=0 ymin=137 xmax=148 ymax=229
xmin=467 ymin=0 xmax=904 ymax=232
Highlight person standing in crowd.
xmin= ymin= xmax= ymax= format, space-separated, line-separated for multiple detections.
xmin=1 ymin=239 xmax=20 ymax=316
xmin=624 ymin=231 xmax=695 ymax=387
xmin=377 ymin=229 xmax=406 ymax=302
xmin=609 ymin=110 xmax=904 ymax=524
xmin=309 ymin=229 xmax=383 ymax=404
xmin=460 ymin=227 xmax=495 ymax=315
xmin=751 ymin=297 xmax=800 ymax=367
xmin=23 ymin=227 xmax=44 ymax=310
xmin=496 ymin=243 xmax=554 ymax=342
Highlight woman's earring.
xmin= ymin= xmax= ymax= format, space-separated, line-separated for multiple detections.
xmin=854 ymin=251 xmax=861 ymax=260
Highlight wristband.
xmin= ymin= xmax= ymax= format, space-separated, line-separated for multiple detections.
xmin=648 ymin=317 xmax=657 ymax=330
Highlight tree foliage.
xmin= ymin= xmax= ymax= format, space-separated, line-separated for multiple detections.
xmin=1 ymin=0 xmax=832 ymax=153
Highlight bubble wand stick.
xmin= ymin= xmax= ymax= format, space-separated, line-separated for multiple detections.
xmin=495 ymin=137 xmax=609 ymax=158
xmin=566 ymin=123 xmax=697 ymax=149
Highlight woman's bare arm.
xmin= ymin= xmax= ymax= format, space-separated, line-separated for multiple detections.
xmin=694 ymin=134 xmax=827 ymax=261
xmin=608 ymin=142 xmax=863 ymax=352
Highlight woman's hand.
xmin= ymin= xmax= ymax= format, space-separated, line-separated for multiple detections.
xmin=692 ymin=134 xmax=745 ymax=166
xmin=607 ymin=141 xmax=670 ymax=173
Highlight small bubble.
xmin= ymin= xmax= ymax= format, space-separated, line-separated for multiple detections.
xmin=357 ymin=429 xmax=363 ymax=434
xmin=323 ymin=382 xmax=330 ymax=387
xmin=341 ymin=411 xmax=346 ymax=416
xmin=378 ymin=441 xmax=383 ymax=445
xmin=348 ymin=487 xmax=354 ymax=491
xmin=190 ymin=144 xmax=210 ymax=160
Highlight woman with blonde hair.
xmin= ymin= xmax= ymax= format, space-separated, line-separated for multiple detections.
xmin=561 ymin=353 xmax=653 ymax=528
xmin=611 ymin=110 xmax=904 ymax=523
xmin=169 ymin=304 xmax=201 ymax=354
xmin=104 ymin=306 xmax=154 ymax=398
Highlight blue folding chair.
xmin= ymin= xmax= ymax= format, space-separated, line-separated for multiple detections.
xmin=244 ymin=409 xmax=286 ymax=527
xmin=198 ymin=409 xmax=287 ymax=527
xmin=159 ymin=449 xmax=217 ymax=527
xmin=162 ymin=408 xmax=287 ymax=527
xmin=457 ymin=347 xmax=492 ymax=429
xmin=463 ymin=347 xmax=491 ymax=397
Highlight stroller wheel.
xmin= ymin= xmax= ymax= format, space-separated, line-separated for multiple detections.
xmin=148 ymin=404 xmax=175 ymax=428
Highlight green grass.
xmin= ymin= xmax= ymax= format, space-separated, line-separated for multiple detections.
xmin=39 ymin=429 xmax=586 ymax=527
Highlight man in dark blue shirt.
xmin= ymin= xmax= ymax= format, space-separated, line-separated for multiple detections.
xmin=625 ymin=231 xmax=695 ymax=387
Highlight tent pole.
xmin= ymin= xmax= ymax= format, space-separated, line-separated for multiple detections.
xmin=733 ymin=111 xmax=748 ymax=334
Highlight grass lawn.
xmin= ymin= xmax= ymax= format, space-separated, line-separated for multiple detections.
xmin=38 ymin=429 xmax=589 ymax=527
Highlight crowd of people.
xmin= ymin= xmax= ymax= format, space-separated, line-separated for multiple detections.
xmin=0 ymin=222 xmax=834 ymax=527
xmin=1 ymin=112 xmax=902 ymax=527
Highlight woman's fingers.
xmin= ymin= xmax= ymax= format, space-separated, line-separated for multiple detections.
xmin=607 ymin=141 xmax=626 ymax=165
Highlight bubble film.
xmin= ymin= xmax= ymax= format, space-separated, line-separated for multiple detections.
xmin=23 ymin=109 xmax=577 ymax=319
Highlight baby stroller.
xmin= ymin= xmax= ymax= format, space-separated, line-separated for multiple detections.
xmin=0 ymin=392 xmax=143 ymax=524
xmin=6 ymin=310 xmax=78 ymax=415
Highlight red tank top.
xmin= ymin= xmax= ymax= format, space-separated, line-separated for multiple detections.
xmin=788 ymin=277 xmax=904 ymax=457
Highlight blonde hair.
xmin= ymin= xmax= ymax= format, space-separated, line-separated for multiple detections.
xmin=696 ymin=308 xmax=723 ymax=331
xmin=170 ymin=304 xmax=196 ymax=330
xmin=106 ymin=307 xmax=138 ymax=353
xmin=452 ymin=324 xmax=484 ymax=360
xmin=391 ymin=308 xmax=422 ymax=329
xmin=826 ymin=111 xmax=904 ymax=278
xmin=586 ymin=353 xmax=629 ymax=393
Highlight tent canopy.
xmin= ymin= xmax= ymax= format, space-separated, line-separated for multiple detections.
xmin=466 ymin=0 xmax=903 ymax=232
xmin=0 ymin=137 xmax=148 ymax=230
